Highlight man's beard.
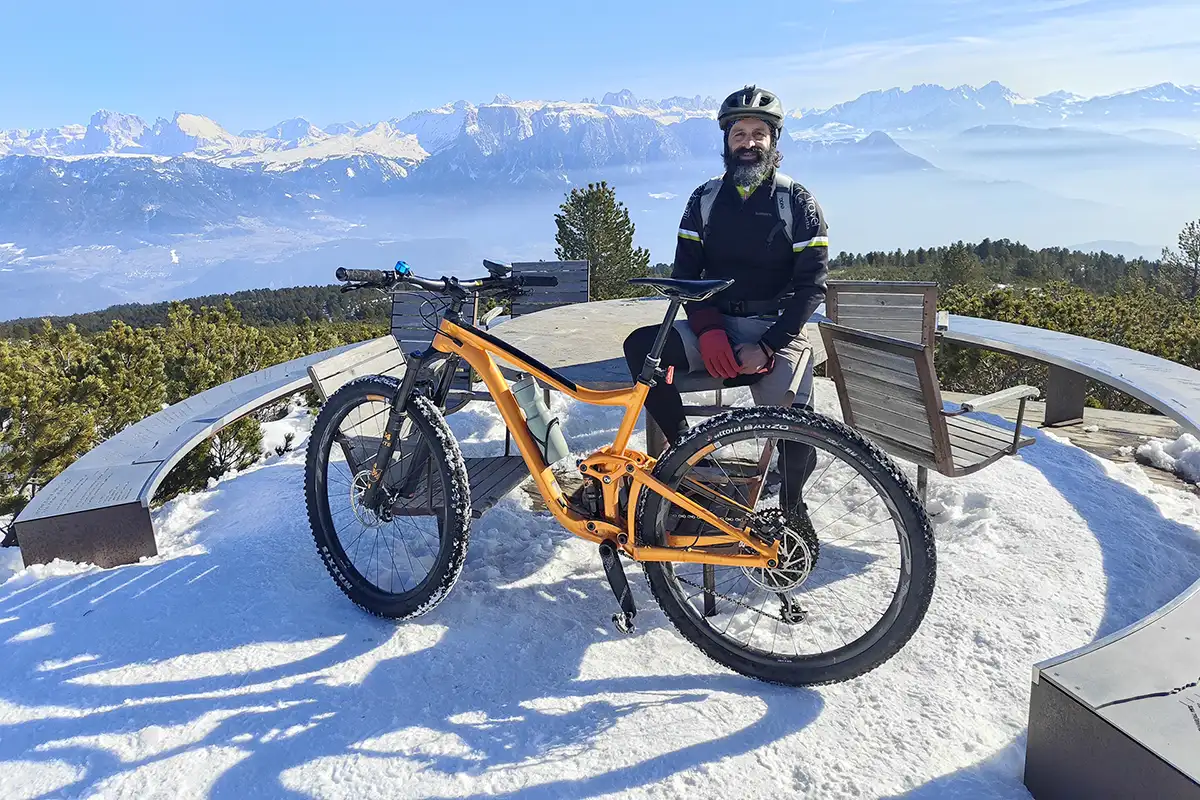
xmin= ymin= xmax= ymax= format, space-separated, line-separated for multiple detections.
xmin=724 ymin=143 xmax=776 ymax=187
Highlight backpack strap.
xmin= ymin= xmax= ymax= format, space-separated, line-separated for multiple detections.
xmin=773 ymin=172 xmax=794 ymax=242
xmin=697 ymin=177 xmax=723 ymax=244
xmin=697 ymin=173 xmax=795 ymax=243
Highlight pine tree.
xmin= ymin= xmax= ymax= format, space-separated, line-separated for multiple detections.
xmin=554 ymin=181 xmax=652 ymax=300
xmin=1162 ymin=220 xmax=1200 ymax=301
xmin=92 ymin=321 xmax=166 ymax=439
xmin=0 ymin=322 xmax=99 ymax=515
xmin=936 ymin=242 xmax=985 ymax=289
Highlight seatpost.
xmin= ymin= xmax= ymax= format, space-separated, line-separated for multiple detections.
xmin=638 ymin=296 xmax=685 ymax=384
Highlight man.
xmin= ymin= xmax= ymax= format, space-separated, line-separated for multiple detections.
xmin=622 ymin=84 xmax=829 ymax=509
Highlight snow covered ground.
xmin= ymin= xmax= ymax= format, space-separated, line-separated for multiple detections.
xmin=3 ymin=381 xmax=1200 ymax=799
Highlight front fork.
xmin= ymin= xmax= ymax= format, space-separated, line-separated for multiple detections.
xmin=359 ymin=346 xmax=456 ymax=511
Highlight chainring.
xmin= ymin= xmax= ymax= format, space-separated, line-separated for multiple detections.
xmin=742 ymin=507 xmax=820 ymax=592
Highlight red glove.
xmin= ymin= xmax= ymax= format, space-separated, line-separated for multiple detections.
xmin=698 ymin=329 xmax=741 ymax=379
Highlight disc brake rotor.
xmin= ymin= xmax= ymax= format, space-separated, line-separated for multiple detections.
xmin=350 ymin=469 xmax=387 ymax=529
xmin=743 ymin=508 xmax=820 ymax=592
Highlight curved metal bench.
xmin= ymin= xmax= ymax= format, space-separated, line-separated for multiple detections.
xmin=1026 ymin=579 xmax=1200 ymax=798
xmin=941 ymin=317 xmax=1200 ymax=797
xmin=12 ymin=342 xmax=362 ymax=569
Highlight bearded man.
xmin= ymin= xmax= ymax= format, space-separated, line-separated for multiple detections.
xmin=621 ymin=84 xmax=829 ymax=511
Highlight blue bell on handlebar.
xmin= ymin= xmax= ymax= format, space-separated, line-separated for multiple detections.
xmin=394 ymin=260 xmax=411 ymax=276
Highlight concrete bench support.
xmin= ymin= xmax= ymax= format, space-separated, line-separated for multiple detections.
xmin=1043 ymin=364 xmax=1087 ymax=427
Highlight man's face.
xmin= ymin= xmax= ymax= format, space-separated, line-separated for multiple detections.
xmin=727 ymin=118 xmax=774 ymax=162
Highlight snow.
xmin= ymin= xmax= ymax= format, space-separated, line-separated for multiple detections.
xmin=227 ymin=123 xmax=428 ymax=170
xmin=169 ymin=249 xmax=179 ymax=264
xmin=2 ymin=380 xmax=1200 ymax=798
xmin=258 ymin=402 xmax=311 ymax=458
xmin=1137 ymin=433 xmax=1200 ymax=483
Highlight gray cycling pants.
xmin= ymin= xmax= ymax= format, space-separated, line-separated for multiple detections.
xmin=672 ymin=315 xmax=814 ymax=408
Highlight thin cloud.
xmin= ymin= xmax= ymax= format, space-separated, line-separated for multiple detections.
xmin=759 ymin=0 xmax=1200 ymax=108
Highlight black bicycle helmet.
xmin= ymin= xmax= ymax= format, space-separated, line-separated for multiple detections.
xmin=718 ymin=84 xmax=785 ymax=132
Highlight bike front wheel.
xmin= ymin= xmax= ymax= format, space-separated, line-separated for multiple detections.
xmin=636 ymin=406 xmax=936 ymax=686
xmin=305 ymin=375 xmax=471 ymax=619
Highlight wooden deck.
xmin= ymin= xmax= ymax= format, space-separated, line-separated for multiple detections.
xmin=940 ymin=387 xmax=1192 ymax=493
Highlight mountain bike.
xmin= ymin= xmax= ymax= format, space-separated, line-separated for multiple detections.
xmin=304 ymin=259 xmax=936 ymax=686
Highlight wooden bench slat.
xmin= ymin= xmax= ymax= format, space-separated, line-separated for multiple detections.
xmin=835 ymin=316 xmax=924 ymax=334
xmin=948 ymin=428 xmax=1005 ymax=460
xmin=948 ymin=415 xmax=1015 ymax=444
xmin=470 ymin=457 xmax=529 ymax=508
xmin=835 ymin=354 xmax=922 ymax=392
xmin=946 ymin=426 xmax=1010 ymax=456
xmin=390 ymin=456 xmax=529 ymax=518
xmin=840 ymin=372 xmax=926 ymax=407
xmin=834 ymin=304 xmax=926 ymax=321
xmin=842 ymin=382 xmax=930 ymax=422
xmin=846 ymin=398 xmax=935 ymax=443
xmin=834 ymin=339 xmax=921 ymax=371
xmin=949 ymin=442 xmax=991 ymax=468
xmin=835 ymin=318 xmax=925 ymax=339
xmin=835 ymin=347 xmax=922 ymax=388
xmin=856 ymin=415 xmax=937 ymax=457
xmin=832 ymin=292 xmax=925 ymax=308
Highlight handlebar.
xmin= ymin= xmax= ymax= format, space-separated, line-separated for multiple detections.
xmin=335 ymin=263 xmax=558 ymax=295
xmin=335 ymin=267 xmax=392 ymax=284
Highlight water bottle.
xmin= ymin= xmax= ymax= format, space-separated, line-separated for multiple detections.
xmin=511 ymin=374 xmax=570 ymax=465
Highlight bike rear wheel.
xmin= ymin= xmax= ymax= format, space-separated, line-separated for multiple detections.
xmin=305 ymin=375 xmax=471 ymax=619
xmin=637 ymin=406 xmax=935 ymax=686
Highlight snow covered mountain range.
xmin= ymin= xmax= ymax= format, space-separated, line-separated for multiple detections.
xmin=1 ymin=80 xmax=1198 ymax=322
xmin=3 ymin=81 xmax=1196 ymax=163
xmin=1 ymin=81 xmax=1196 ymax=243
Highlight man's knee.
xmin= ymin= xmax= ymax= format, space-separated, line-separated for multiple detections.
xmin=622 ymin=325 xmax=658 ymax=375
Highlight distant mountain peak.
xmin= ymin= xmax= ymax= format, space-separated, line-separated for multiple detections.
xmin=83 ymin=110 xmax=149 ymax=153
xmin=1037 ymin=90 xmax=1084 ymax=105
xmin=601 ymin=89 xmax=640 ymax=108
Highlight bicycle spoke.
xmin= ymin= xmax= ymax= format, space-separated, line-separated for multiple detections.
xmin=650 ymin=413 xmax=929 ymax=672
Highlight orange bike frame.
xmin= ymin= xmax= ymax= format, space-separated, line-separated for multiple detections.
xmin=430 ymin=318 xmax=780 ymax=568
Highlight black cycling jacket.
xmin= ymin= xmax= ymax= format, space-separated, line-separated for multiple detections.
xmin=671 ymin=169 xmax=829 ymax=353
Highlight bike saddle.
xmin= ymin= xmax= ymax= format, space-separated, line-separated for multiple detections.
xmin=483 ymin=259 xmax=512 ymax=277
xmin=628 ymin=277 xmax=734 ymax=302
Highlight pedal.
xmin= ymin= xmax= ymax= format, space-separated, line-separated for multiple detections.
xmin=599 ymin=540 xmax=636 ymax=634
xmin=612 ymin=611 xmax=635 ymax=634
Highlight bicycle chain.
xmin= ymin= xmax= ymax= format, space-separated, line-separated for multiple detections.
xmin=667 ymin=507 xmax=815 ymax=625
xmin=673 ymin=572 xmax=791 ymax=623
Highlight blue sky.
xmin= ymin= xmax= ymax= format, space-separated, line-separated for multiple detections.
xmin=1 ymin=0 xmax=1197 ymax=131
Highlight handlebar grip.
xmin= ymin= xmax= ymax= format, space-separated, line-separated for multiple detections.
xmin=519 ymin=275 xmax=559 ymax=287
xmin=336 ymin=268 xmax=394 ymax=284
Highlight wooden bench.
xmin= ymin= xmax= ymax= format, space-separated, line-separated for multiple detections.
xmin=827 ymin=278 xmax=1084 ymax=427
xmin=309 ymin=384 xmax=529 ymax=521
xmin=819 ymin=321 xmax=1038 ymax=502
xmin=825 ymin=279 xmax=939 ymax=345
